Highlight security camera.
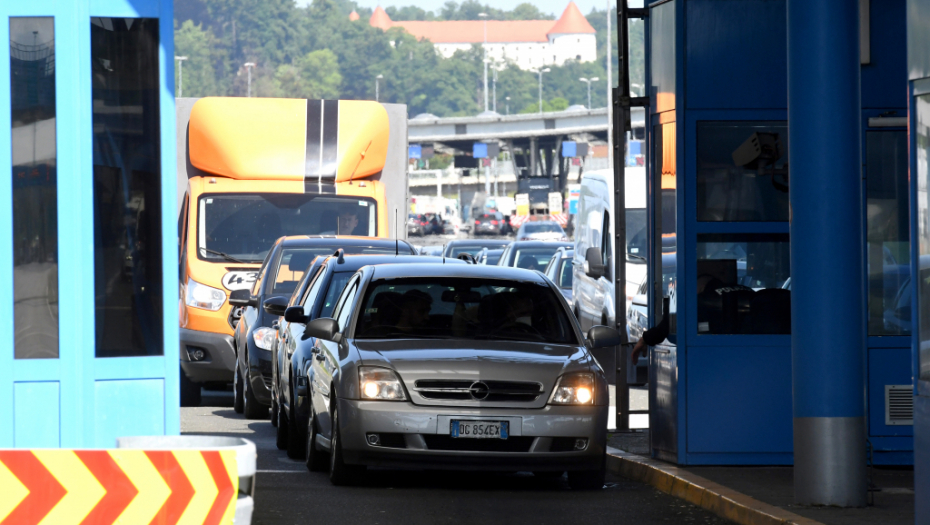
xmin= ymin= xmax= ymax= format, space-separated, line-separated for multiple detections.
xmin=732 ymin=132 xmax=782 ymax=169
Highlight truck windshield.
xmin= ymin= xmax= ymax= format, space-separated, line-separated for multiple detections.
xmin=197 ymin=193 xmax=377 ymax=263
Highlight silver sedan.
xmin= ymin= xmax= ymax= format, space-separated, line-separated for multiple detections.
xmin=294 ymin=264 xmax=621 ymax=489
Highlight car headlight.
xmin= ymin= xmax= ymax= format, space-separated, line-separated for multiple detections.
xmin=358 ymin=367 xmax=406 ymax=401
xmin=548 ymin=372 xmax=595 ymax=405
xmin=252 ymin=327 xmax=276 ymax=351
xmin=185 ymin=278 xmax=226 ymax=311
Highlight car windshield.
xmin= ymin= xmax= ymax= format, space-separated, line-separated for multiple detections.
xmin=354 ymin=277 xmax=577 ymax=344
xmin=484 ymin=251 xmax=503 ymax=265
xmin=448 ymin=244 xmax=504 ymax=257
xmin=523 ymin=223 xmax=563 ymax=233
xmin=197 ymin=193 xmax=377 ymax=263
xmin=513 ymin=248 xmax=561 ymax=271
xmin=558 ymin=259 xmax=572 ymax=289
xmin=319 ymin=271 xmax=354 ymax=318
xmin=627 ymin=208 xmax=647 ymax=263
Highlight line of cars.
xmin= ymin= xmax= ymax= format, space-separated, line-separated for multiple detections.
xmin=232 ymin=234 xmax=620 ymax=489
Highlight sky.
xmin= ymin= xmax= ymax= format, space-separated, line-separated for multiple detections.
xmin=295 ymin=0 xmax=643 ymax=17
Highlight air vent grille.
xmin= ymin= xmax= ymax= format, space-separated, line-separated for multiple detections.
xmin=885 ymin=385 xmax=913 ymax=426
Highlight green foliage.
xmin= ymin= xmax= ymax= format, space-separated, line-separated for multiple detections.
xmin=173 ymin=0 xmax=639 ymax=113
xmin=586 ymin=7 xmax=644 ymax=91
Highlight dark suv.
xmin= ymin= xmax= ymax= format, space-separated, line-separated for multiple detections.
xmin=228 ymin=236 xmax=414 ymax=417
xmin=272 ymin=252 xmax=466 ymax=458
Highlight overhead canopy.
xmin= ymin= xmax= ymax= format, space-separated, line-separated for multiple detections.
xmin=188 ymin=97 xmax=390 ymax=183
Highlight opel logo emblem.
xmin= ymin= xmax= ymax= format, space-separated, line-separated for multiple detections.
xmin=469 ymin=381 xmax=490 ymax=400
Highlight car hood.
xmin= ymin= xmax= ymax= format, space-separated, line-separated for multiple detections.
xmin=353 ymin=339 xmax=593 ymax=408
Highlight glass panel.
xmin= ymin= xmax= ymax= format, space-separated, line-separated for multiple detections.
xmin=626 ymin=208 xmax=647 ymax=262
xmin=695 ymin=233 xmax=790 ymax=334
xmin=273 ymin=248 xmax=319 ymax=295
xmin=558 ymin=259 xmax=573 ymax=289
xmin=917 ymin=95 xmax=930 ymax=381
xmin=513 ymin=247 xmax=563 ymax=271
xmin=866 ymin=131 xmax=911 ymax=335
xmin=319 ymin=272 xmax=353 ymax=318
xmin=197 ymin=194 xmax=377 ymax=264
xmin=650 ymin=1 xmax=675 ymax=113
xmin=654 ymin=122 xmax=677 ymax=337
xmin=11 ymin=18 xmax=58 ymax=359
xmin=697 ymin=122 xmax=789 ymax=222
xmin=91 ymin=18 xmax=162 ymax=357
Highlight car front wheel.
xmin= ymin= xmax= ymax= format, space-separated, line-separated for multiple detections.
xmin=329 ymin=406 xmax=364 ymax=485
xmin=233 ymin=362 xmax=244 ymax=414
xmin=305 ymin=407 xmax=326 ymax=472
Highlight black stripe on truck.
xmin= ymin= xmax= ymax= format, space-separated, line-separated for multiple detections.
xmin=304 ymin=99 xmax=339 ymax=194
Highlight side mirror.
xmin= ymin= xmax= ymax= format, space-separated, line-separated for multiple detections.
xmin=306 ymin=317 xmax=340 ymax=341
xmin=587 ymin=325 xmax=622 ymax=349
xmin=263 ymin=296 xmax=289 ymax=316
xmin=229 ymin=289 xmax=252 ymax=307
xmin=584 ymin=247 xmax=606 ymax=279
xmin=284 ymin=306 xmax=308 ymax=324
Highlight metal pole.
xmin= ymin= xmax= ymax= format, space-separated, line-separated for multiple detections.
xmin=175 ymin=56 xmax=187 ymax=98
xmin=606 ymin=1 xmax=613 ymax=172
xmin=437 ymin=170 xmax=442 ymax=197
xmin=493 ymin=69 xmax=497 ymax=113
xmin=480 ymin=13 xmax=489 ymax=112
xmin=538 ymin=70 xmax=543 ymax=113
xmin=788 ymin=0 xmax=866 ymax=507
xmin=244 ymin=62 xmax=255 ymax=98
xmin=613 ymin=0 xmax=631 ymax=432
xmin=376 ymin=74 xmax=383 ymax=102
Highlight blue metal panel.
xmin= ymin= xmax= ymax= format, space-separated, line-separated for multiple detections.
xmin=687 ymin=346 xmax=792 ymax=454
xmin=868 ymin=347 xmax=914 ymax=437
xmin=94 ymin=379 xmax=165 ymax=447
xmin=861 ymin=0 xmax=907 ymax=108
xmin=685 ymin=0 xmax=787 ymax=110
xmin=788 ymin=0 xmax=865 ymax=419
xmin=14 ymin=382 xmax=59 ymax=448
xmin=916 ymin=392 xmax=930 ymax=523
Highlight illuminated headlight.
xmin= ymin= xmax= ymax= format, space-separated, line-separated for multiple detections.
xmin=358 ymin=367 xmax=406 ymax=401
xmin=548 ymin=372 xmax=595 ymax=405
xmin=185 ymin=278 xmax=226 ymax=311
xmin=252 ymin=327 xmax=276 ymax=351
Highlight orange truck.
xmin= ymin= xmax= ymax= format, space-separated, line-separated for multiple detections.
xmin=175 ymin=97 xmax=408 ymax=404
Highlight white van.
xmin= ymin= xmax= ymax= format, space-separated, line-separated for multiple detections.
xmin=572 ymin=167 xmax=647 ymax=383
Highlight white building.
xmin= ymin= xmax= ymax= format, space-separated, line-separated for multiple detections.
xmin=367 ymin=2 xmax=597 ymax=71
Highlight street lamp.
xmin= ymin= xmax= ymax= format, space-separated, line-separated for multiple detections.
xmin=492 ymin=68 xmax=498 ymax=113
xmin=478 ymin=13 xmax=489 ymax=112
xmin=536 ymin=67 xmax=550 ymax=114
xmin=505 ymin=96 xmax=511 ymax=115
xmin=375 ymin=74 xmax=384 ymax=102
xmin=244 ymin=62 xmax=255 ymax=97
xmin=175 ymin=56 xmax=188 ymax=98
xmin=578 ymin=76 xmax=599 ymax=109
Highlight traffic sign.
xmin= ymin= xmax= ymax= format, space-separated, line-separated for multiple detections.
xmin=0 ymin=449 xmax=237 ymax=525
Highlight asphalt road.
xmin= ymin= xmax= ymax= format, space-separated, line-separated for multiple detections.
xmin=183 ymin=389 xmax=729 ymax=525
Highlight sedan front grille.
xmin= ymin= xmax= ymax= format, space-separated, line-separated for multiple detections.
xmin=414 ymin=380 xmax=543 ymax=402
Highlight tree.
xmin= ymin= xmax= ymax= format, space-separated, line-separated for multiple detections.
xmin=274 ymin=49 xmax=342 ymax=99
xmin=509 ymin=3 xmax=554 ymax=21
xmin=174 ymin=20 xmax=221 ymax=97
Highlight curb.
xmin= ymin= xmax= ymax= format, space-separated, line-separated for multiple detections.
xmin=606 ymin=447 xmax=824 ymax=525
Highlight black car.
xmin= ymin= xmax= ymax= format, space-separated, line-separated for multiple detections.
xmin=272 ymin=253 xmax=467 ymax=458
xmin=442 ymin=239 xmax=510 ymax=258
xmin=228 ymin=236 xmax=415 ymax=418
xmin=472 ymin=212 xmax=507 ymax=235
xmin=497 ymin=241 xmax=573 ymax=272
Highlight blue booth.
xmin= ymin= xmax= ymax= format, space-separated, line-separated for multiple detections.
xmin=0 ymin=0 xmax=177 ymax=448
xmin=643 ymin=0 xmax=912 ymax=469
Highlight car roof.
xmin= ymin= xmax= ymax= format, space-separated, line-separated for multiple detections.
xmin=277 ymin=235 xmax=411 ymax=248
xmin=370 ymin=262 xmax=548 ymax=282
xmin=507 ymin=240 xmax=572 ymax=248
xmin=325 ymin=254 xmax=467 ymax=272
xmin=446 ymin=239 xmax=509 ymax=246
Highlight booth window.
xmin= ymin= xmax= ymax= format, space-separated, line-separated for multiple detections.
xmin=10 ymin=18 xmax=58 ymax=359
xmin=697 ymin=122 xmax=789 ymax=222
xmin=91 ymin=18 xmax=162 ymax=357
xmin=695 ymin=234 xmax=790 ymax=335
xmin=866 ymin=131 xmax=911 ymax=335
xmin=654 ymin=122 xmax=676 ymax=338
xmin=917 ymin=95 xmax=930 ymax=381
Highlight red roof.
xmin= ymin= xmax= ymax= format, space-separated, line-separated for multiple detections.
xmin=349 ymin=9 xmax=360 ymax=21
xmin=548 ymin=2 xmax=596 ymax=35
xmin=370 ymin=6 xmax=392 ymax=30
xmin=375 ymin=2 xmax=595 ymax=44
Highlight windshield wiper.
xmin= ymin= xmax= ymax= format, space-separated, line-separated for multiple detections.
xmin=627 ymin=253 xmax=647 ymax=262
xmin=199 ymin=247 xmax=249 ymax=264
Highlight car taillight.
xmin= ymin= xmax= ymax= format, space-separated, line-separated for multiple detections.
xmin=491 ymin=220 xmax=498 ymax=225
xmin=475 ymin=220 xmax=480 ymax=225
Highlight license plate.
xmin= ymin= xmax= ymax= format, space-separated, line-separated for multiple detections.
xmin=450 ymin=420 xmax=509 ymax=439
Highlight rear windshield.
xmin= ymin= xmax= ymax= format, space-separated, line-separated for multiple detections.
xmin=512 ymin=247 xmax=562 ymax=271
xmin=354 ymin=277 xmax=577 ymax=344
xmin=523 ymin=223 xmax=563 ymax=233
xmin=197 ymin=193 xmax=376 ymax=263
xmin=446 ymin=242 xmax=508 ymax=257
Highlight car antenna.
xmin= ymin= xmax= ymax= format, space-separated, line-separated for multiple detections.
xmin=394 ymin=208 xmax=399 ymax=255
xmin=347 ymin=140 xmax=372 ymax=186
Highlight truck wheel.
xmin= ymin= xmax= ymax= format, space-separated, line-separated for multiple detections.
xmin=180 ymin=368 xmax=201 ymax=407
